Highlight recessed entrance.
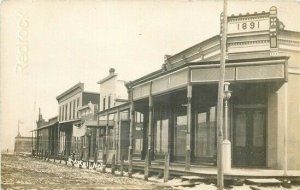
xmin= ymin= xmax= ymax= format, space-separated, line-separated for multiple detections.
xmin=233 ymin=107 xmax=266 ymax=167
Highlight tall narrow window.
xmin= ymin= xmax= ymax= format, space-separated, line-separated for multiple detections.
xmin=194 ymin=106 xmax=216 ymax=158
xmin=134 ymin=112 xmax=144 ymax=153
xmin=69 ymin=102 xmax=72 ymax=120
xmin=59 ymin=106 xmax=62 ymax=121
xmin=62 ymin=106 xmax=64 ymax=121
xmin=77 ymin=98 xmax=80 ymax=118
xmin=65 ymin=104 xmax=68 ymax=121
xmin=155 ymin=106 xmax=169 ymax=155
xmin=108 ymin=96 xmax=111 ymax=109
xmin=73 ymin=100 xmax=76 ymax=119
xmin=174 ymin=114 xmax=187 ymax=158
xmin=103 ymin=97 xmax=106 ymax=110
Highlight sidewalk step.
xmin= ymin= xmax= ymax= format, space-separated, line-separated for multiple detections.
xmin=246 ymin=178 xmax=282 ymax=186
xmin=158 ymin=181 xmax=201 ymax=188
xmin=181 ymin=175 xmax=205 ymax=183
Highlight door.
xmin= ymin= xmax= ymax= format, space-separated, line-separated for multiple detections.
xmin=233 ymin=108 xmax=266 ymax=167
xmin=173 ymin=114 xmax=187 ymax=161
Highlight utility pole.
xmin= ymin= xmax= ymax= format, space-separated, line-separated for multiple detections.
xmin=217 ymin=0 xmax=228 ymax=189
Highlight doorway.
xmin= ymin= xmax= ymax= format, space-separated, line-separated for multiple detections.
xmin=233 ymin=107 xmax=266 ymax=167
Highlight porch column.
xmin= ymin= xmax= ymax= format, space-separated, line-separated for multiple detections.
xmin=116 ymin=108 xmax=120 ymax=162
xmin=113 ymin=112 xmax=117 ymax=164
xmin=128 ymin=90 xmax=135 ymax=177
xmin=185 ymin=84 xmax=192 ymax=171
xmin=144 ymin=94 xmax=153 ymax=180
xmin=283 ymin=82 xmax=288 ymax=175
xmin=31 ymin=131 xmax=34 ymax=155
xmin=223 ymin=82 xmax=232 ymax=172
xmin=104 ymin=111 xmax=109 ymax=166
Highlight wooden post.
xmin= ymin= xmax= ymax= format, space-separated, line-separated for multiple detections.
xmin=144 ymin=151 xmax=149 ymax=181
xmin=185 ymin=84 xmax=192 ymax=171
xmin=111 ymin=154 xmax=115 ymax=174
xmin=102 ymin=111 xmax=109 ymax=173
xmin=65 ymin=152 xmax=68 ymax=165
xmin=87 ymin=135 xmax=91 ymax=169
xmin=72 ymin=153 xmax=75 ymax=167
xmin=164 ymin=151 xmax=170 ymax=182
xmin=217 ymin=0 xmax=228 ymax=189
xmin=94 ymin=145 xmax=98 ymax=170
xmin=145 ymin=85 xmax=153 ymax=180
xmin=116 ymin=109 xmax=121 ymax=162
xmin=53 ymin=150 xmax=56 ymax=163
xmin=120 ymin=155 xmax=124 ymax=177
xmin=59 ymin=152 xmax=62 ymax=164
xmin=47 ymin=151 xmax=50 ymax=162
xmin=128 ymin=91 xmax=135 ymax=178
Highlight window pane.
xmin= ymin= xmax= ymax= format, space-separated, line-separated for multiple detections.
xmin=161 ymin=119 xmax=169 ymax=153
xmin=155 ymin=120 xmax=161 ymax=153
xmin=195 ymin=107 xmax=216 ymax=158
xmin=235 ymin=111 xmax=247 ymax=147
xmin=253 ymin=111 xmax=264 ymax=147
xmin=174 ymin=115 xmax=186 ymax=156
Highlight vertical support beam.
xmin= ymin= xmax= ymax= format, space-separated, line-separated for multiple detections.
xmin=95 ymin=106 xmax=100 ymax=167
xmin=117 ymin=108 xmax=120 ymax=162
xmin=217 ymin=0 xmax=228 ymax=189
xmin=31 ymin=131 xmax=34 ymax=156
xmin=128 ymin=90 xmax=135 ymax=178
xmin=186 ymin=84 xmax=192 ymax=171
xmin=164 ymin=151 xmax=170 ymax=182
xmin=103 ymin=111 xmax=109 ymax=172
xmin=57 ymin=126 xmax=60 ymax=159
xmin=113 ymin=112 xmax=117 ymax=166
xmin=144 ymin=84 xmax=153 ymax=181
xmin=283 ymin=82 xmax=288 ymax=175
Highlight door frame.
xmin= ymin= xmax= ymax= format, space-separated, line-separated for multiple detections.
xmin=232 ymin=104 xmax=267 ymax=167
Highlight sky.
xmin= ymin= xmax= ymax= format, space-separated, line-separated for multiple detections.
xmin=1 ymin=0 xmax=300 ymax=151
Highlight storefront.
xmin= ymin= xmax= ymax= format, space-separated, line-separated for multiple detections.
xmin=98 ymin=7 xmax=299 ymax=173
xmin=125 ymin=6 xmax=300 ymax=171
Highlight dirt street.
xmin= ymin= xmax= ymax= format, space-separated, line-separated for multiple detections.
xmin=1 ymin=154 xmax=158 ymax=189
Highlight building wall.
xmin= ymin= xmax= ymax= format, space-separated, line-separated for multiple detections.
xmin=267 ymin=84 xmax=278 ymax=168
xmin=287 ymin=73 xmax=300 ymax=169
xmin=15 ymin=137 xmax=33 ymax=153
xmin=58 ymin=92 xmax=82 ymax=122
xmin=99 ymin=75 xmax=128 ymax=112
xmin=116 ymin=80 xmax=128 ymax=101
xmin=99 ymin=76 xmax=117 ymax=111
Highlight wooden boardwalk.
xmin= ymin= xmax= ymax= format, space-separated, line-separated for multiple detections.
xmin=129 ymin=160 xmax=300 ymax=180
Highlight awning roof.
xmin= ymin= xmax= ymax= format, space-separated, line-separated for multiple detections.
xmin=30 ymin=122 xmax=58 ymax=132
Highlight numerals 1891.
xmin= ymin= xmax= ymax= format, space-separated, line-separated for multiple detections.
xmin=237 ymin=21 xmax=260 ymax=30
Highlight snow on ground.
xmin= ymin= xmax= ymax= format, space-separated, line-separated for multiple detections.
xmin=1 ymin=154 xmax=156 ymax=189
xmin=2 ymin=154 xmax=300 ymax=190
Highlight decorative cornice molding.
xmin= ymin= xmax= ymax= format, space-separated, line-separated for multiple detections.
xmin=228 ymin=40 xmax=269 ymax=47
xmin=278 ymin=39 xmax=300 ymax=47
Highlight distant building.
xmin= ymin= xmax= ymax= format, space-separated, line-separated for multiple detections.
xmin=56 ymin=82 xmax=99 ymax=157
xmin=31 ymin=109 xmax=58 ymax=156
xmin=14 ymin=130 xmax=34 ymax=154
xmin=96 ymin=68 xmax=129 ymax=161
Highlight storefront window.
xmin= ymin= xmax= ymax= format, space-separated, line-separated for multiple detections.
xmin=134 ymin=111 xmax=144 ymax=153
xmin=253 ymin=110 xmax=264 ymax=147
xmin=155 ymin=119 xmax=169 ymax=154
xmin=235 ymin=111 xmax=246 ymax=147
xmin=108 ymin=127 xmax=114 ymax=150
xmin=194 ymin=106 xmax=216 ymax=158
xmin=174 ymin=114 xmax=187 ymax=157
